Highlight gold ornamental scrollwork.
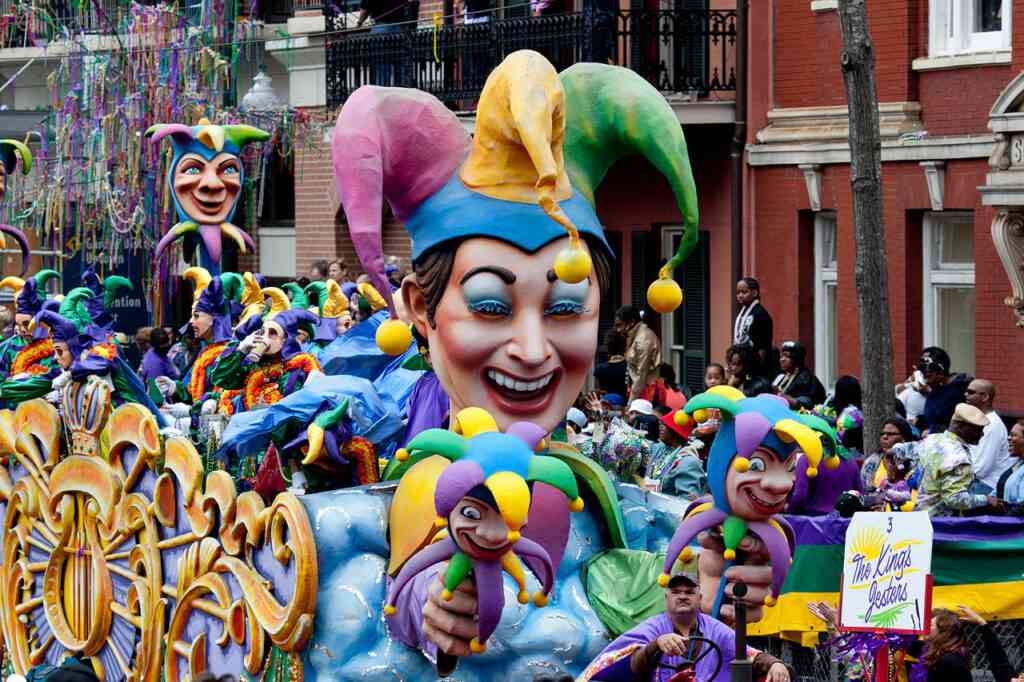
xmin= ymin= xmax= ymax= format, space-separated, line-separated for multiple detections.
xmin=0 ymin=395 xmax=318 ymax=681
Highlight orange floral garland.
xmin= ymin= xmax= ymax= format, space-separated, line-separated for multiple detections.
xmin=241 ymin=353 xmax=322 ymax=411
xmin=189 ymin=342 xmax=227 ymax=403
xmin=10 ymin=338 xmax=54 ymax=376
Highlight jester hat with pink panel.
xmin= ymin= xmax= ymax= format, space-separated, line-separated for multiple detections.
xmin=332 ymin=49 xmax=701 ymax=354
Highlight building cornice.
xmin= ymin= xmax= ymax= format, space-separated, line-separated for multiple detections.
xmin=747 ymin=134 xmax=996 ymax=166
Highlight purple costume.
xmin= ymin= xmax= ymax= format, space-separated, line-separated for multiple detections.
xmin=139 ymin=348 xmax=181 ymax=382
xmin=584 ymin=612 xmax=743 ymax=682
xmin=403 ymin=371 xmax=450 ymax=443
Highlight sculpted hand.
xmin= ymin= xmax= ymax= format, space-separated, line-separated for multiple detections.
xmin=698 ymin=530 xmax=772 ymax=624
xmin=422 ymin=563 xmax=479 ymax=657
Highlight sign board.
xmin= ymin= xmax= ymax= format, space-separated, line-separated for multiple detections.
xmin=839 ymin=511 xmax=933 ymax=635
xmin=62 ymin=246 xmax=151 ymax=337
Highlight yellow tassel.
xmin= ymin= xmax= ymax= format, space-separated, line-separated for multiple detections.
xmin=806 ymin=467 xmax=819 ymax=478
xmin=532 ymin=592 xmax=549 ymax=607
xmin=723 ymin=549 xmax=736 ymax=561
xmin=733 ymin=457 xmax=750 ymax=473
xmin=434 ymin=516 xmax=447 ymax=529
xmin=442 ymin=589 xmax=453 ymax=601
xmin=395 ymin=448 xmax=409 ymax=462
xmin=764 ymin=595 xmax=776 ymax=607
xmin=470 ymin=638 xmax=487 ymax=654
xmin=383 ymin=605 xmax=396 ymax=616
xmin=569 ymin=497 xmax=585 ymax=512
xmin=518 ymin=590 xmax=530 ymax=605
xmin=658 ymin=574 xmax=670 ymax=588
xmin=507 ymin=530 xmax=521 ymax=543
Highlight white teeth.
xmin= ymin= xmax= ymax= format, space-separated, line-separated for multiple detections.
xmin=487 ymin=369 xmax=554 ymax=393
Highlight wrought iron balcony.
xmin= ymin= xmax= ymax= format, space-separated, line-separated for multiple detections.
xmin=325 ymin=8 xmax=736 ymax=109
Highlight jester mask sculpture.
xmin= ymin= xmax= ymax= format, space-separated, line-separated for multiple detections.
xmin=146 ymin=119 xmax=269 ymax=274
xmin=0 ymin=138 xmax=34 ymax=276
xmin=661 ymin=387 xmax=837 ymax=616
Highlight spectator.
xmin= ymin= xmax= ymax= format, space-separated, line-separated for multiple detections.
xmin=874 ymin=442 xmax=919 ymax=511
xmin=860 ymin=416 xmax=916 ymax=492
xmin=644 ymin=411 xmax=704 ymax=498
xmin=896 ymin=367 xmax=928 ymax=424
xmin=308 ymin=259 xmax=330 ymax=282
xmin=704 ymin=363 xmax=726 ymax=388
xmin=772 ymin=340 xmax=826 ymax=408
xmin=827 ymin=375 xmax=862 ymax=417
xmin=837 ymin=406 xmax=864 ymax=461
xmin=627 ymin=398 xmax=659 ymax=440
xmin=594 ymin=328 xmax=628 ymax=396
xmin=996 ymin=419 xmax=1024 ymax=504
xmin=917 ymin=347 xmax=970 ymax=435
xmin=911 ymin=606 xmax=1013 ymax=682
xmin=328 ymin=259 xmax=347 ymax=283
xmin=916 ymin=403 xmax=1002 ymax=517
xmin=964 ymin=378 xmax=1013 ymax=492
xmin=566 ymin=407 xmax=587 ymax=444
xmin=733 ymin=277 xmax=774 ymax=378
xmin=613 ymin=305 xmax=661 ymax=400
xmin=140 ymin=326 xmax=180 ymax=383
xmin=726 ymin=344 xmax=771 ymax=397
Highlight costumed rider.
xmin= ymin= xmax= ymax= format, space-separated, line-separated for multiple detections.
xmin=80 ymin=266 xmax=133 ymax=332
xmin=155 ymin=267 xmax=235 ymax=420
xmin=0 ymin=270 xmax=62 ymax=405
xmin=330 ymin=48 xmax=708 ymax=670
xmin=146 ymin=118 xmax=269 ymax=274
xmin=302 ymin=278 xmax=352 ymax=350
xmin=33 ymin=291 xmax=167 ymax=425
xmin=208 ymin=301 xmax=323 ymax=492
xmin=281 ymin=282 xmax=317 ymax=350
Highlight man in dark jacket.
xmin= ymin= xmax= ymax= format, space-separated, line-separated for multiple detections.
xmin=917 ymin=347 xmax=970 ymax=435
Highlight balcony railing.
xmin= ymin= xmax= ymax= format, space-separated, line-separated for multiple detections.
xmin=325 ymin=8 xmax=736 ymax=109
xmin=0 ymin=0 xmax=128 ymax=47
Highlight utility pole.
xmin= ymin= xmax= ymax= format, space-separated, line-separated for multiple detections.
xmin=837 ymin=0 xmax=894 ymax=456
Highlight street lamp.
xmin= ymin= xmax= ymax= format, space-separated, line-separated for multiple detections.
xmin=240 ymin=68 xmax=284 ymax=113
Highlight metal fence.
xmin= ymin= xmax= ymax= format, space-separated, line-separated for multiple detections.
xmin=0 ymin=0 xmax=127 ymax=47
xmin=325 ymin=7 xmax=736 ymax=108
xmin=751 ymin=619 xmax=1024 ymax=681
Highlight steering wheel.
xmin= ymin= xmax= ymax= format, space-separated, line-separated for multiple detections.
xmin=654 ymin=635 xmax=724 ymax=682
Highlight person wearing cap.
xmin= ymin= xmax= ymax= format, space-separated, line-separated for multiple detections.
xmin=916 ymin=346 xmax=970 ymax=435
xmin=614 ymin=305 xmax=662 ymax=401
xmin=771 ymin=341 xmax=825 ymax=408
xmin=644 ymin=409 xmax=706 ymax=499
xmin=566 ymin=406 xmax=588 ymax=442
xmin=580 ymin=562 xmax=791 ymax=682
xmin=916 ymin=403 xmax=1004 ymax=517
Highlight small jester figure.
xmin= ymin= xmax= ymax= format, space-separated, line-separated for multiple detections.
xmin=303 ymin=278 xmax=352 ymax=350
xmin=0 ymin=138 xmax=33 ymax=276
xmin=0 ymin=270 xmax=60 ymax=387
xmin=145 ymin=118 xmax=269 ymax=274
xmin=660 ymin=388 xmax=835 ymax=617
xmin=34 ymin=292 xmax=166 ymax=422
xmin=384 ymin=408 xmax=584 ymax=672
xmin=80 ymin=266 xmax=133 ymax=331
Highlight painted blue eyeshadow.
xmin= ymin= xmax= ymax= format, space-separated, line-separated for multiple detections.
xmin=462 ymin=274 xmax=512 ymax=316
xmin=545 ymin=279 xmax=590 ymax=316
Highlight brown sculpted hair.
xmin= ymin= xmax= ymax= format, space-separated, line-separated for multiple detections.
xmin=413 ymin=236 xmax=613 ymax=326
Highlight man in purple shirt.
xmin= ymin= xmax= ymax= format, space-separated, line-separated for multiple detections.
xmin=580 ymin=565 xmax=791 ymax=682
xmin=139 ymin=326 xmax=180 ymax=384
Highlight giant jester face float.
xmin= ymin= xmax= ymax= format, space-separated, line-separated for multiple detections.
xmin=661 ymin=387 xmax=841 ymax=610
xmin=146 ymin=119 xmax=269 ymax=273
xmin=334 ymin=50 xmax=701 ymax=435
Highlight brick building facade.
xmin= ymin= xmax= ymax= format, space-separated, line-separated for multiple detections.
xmin=746 ymin=0 xmax=1024 ymax=413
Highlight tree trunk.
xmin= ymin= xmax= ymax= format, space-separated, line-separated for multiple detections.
xmin=837 ymin=0 xmax=894 ymax=457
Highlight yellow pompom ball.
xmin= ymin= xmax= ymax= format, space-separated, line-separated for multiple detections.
xmin=535 ymin=438 xmax=547 ymax=453
xmin=395 ymin=448 xmax=409 ymax=462
xmin=764 ymin=595 xmax=776 ymax=607
xmin=507 ymin=530 xmax=521 ymax=543
xmin=733 ymin=457 xmax=750 ymax=473
xmin=658 ymin=574 xmax=670 ymax=588
xmin=680 ymin=546 xmax=694 ymax=562
xmin=383 ymin=604 xmax=397 ymax=616
xmin=518 ymin=590 xmax=530 ymax=604
xmin=532 ymin=592 xmax=550 ymax=607
xmin=376 ymin=319 xmax=412 ymax=356
xmin=693 ymin=409 xmax=710 ymax=423
xmin=647 ymin=278 xmax=683 ymax=314
xmin=723 ymin=549 xmax=737 ymax=561
xmin=434 ymin=516 xmax=447 ymax=529
xmin=674 ymin=411 xmax=692 ymax=428
xmin=553 ymin=246 xmax=592 ymax=284
xmin=569 ymin=497 xmax=585 ymax=512
xmin=806 ymin=466 xmax=819 ymax=478
xmin=825 ymin=455 xmax=841 ymax=470
xmin=441 ymin=589 xmax=454 ymax=601
xmin=470 ymin=638 xmax=487 ymax=654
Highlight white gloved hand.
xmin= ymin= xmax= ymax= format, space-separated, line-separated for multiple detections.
xmin=44 ymin=390 xmax=61 ymax=404
xmin=201 ymin=399 xmax=218 ymax=415
xmin=159 ymin=426 xmax=185 ymax=439
xmin=238 ymin=332 xmax=261 ymax=355
xmin=52 ymin=371 xmax=72 ymax=390
xmin=10 ymin=373 xmax=31 ymax=382
xmin=165 ymin=402 xmax=191 ymax=419
xmin=154 ymin=376 xmax=176 ymax=398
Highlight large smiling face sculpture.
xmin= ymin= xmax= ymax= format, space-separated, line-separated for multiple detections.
xmin=146 ymin=118 xmax=269 ymax=273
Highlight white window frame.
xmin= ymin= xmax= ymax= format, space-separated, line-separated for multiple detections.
xmin=929 ymin=0 xmax=1011 ymax=57
xmin=814 ymin=213 xmax=838 ymax=391
xmin=922 ymin=211 xmax=975 ymax=370
xmin=661 ymin=225 xmax=686 ymax=380
xmin=259 ymin=225 xmax=297 ymax=278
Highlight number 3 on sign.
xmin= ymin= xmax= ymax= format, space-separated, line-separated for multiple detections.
xmin=887 ymin=516 xmax=893 ymax=533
